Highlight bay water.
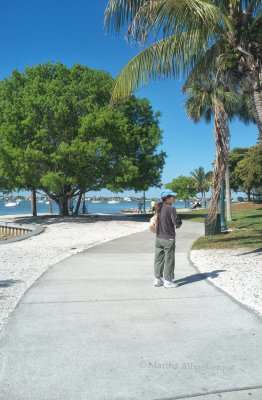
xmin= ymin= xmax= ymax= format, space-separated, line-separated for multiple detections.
xmin=0 ymin=199 xmax=187 ymax=216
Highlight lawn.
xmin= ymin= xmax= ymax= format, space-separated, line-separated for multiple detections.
xmin=179 ymin=202 xmax=262 ymax=249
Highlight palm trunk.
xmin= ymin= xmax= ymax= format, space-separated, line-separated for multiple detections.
xmin=225 ymin=167 xmax=232 ymax=222
xmin=249 ymin=89 xmax=262 ymax=143
xmin=201 ymin=191 xmax=204 ymax=206
xmin=208 ymin=98 xmax=230 ymax=222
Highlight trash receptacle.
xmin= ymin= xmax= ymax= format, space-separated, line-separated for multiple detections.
xmin=205 ymin=214 xmax=221 ymax=236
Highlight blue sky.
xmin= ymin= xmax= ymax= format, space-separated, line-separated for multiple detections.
xmin=0 ymin=0 xmax=258 ymax=198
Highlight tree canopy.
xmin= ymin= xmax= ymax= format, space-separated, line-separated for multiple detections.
xmin=228 ymin=147 xmax=249 ymax=191
xmin=0 ymin=63 xmax=166 ymax=215
xmin=232 ymin=144 xmax=262 ymax=200
xmin=190 ymin=166 xmax=212 ymax=202
xmin=165 ymin=175 xmax=196 ymax=207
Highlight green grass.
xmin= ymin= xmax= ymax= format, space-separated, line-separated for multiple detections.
xmin=179 ymin=203 xmax=262 ymax=249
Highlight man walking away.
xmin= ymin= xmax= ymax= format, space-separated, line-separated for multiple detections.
xmin=154 ymin=189 xmax=182 ymax=288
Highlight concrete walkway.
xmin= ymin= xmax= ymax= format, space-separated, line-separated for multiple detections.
xmin=0 ymin=221 xmax=261 ymax=400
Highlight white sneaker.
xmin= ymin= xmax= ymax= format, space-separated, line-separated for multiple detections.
xmin=154 ymin=277 xmax=164 ymax=287
xmin=164 ymin=280 xmax=178 ymax=288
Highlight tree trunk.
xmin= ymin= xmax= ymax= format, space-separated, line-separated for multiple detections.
xmin=31 ymin=189 xmax=37 ymax=217
xmin=201 ymin=191 xmax=204 ymax=206
xmin=74 ymin=190 xmax=84 ymax=215
xmin=208 ymin=98 xmax=230 ymax=222
xmin=225 ymin=167 xmax=232 ymax=222
xmin=82 ymin=192 xmax=87 ymax=214
xmin=59 ymin=196 xmax=69 ymax=216
xmin=247 ymin=188 xmax=251 ymax=202
xmin=249 ymin=89 xmax=262 ymax=143
xmin=48 ymin=197 xmax=53 ymax=214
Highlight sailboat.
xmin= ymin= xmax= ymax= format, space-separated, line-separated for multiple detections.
xmin=107 ymin=199 xmax=120 ymax=204
xmin=5 ymin=200 xmax=17 ymax=207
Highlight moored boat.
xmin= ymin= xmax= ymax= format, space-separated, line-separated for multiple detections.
xmin=5 ymin=201 xmax=17 ymax=207
xmin=108 ymin=199 xmax=120 ymax=204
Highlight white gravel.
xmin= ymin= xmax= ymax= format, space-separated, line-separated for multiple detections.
xmin=190 ymin=248 xmax=262 ymax=317
xmin=0 ymin=214 xmax=148 ymax=331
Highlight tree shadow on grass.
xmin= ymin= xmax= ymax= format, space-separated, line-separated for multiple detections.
xmin=208 ymin=234 xmax=262 ymax=246
xmin=241 ymin=214 xmax=262 ymax=219
xmin=175 ymin=269 xmax=226 ymax=287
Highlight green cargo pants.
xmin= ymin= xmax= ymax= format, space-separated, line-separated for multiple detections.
xmin=154 ymin=238 xmax=175 ymax=281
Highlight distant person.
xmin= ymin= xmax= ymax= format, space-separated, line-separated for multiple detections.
xmin=137 ymin=200 xmax=143 ymax=213
xmin=153 ymin=189 xmax=182 ymax=288
xmin=192 ymin=200 xmax=201 ymax=210
xmin=150 ymin=199 xmax=156 ymax=212
xmin=192 ymin=200 xmax=198 ymax=210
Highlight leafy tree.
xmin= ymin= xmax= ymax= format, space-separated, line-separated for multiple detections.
xmin=107 ymin=97 xmax=165 ymax=192
xmin=165 ymin=176 xmax=196 ymax=207
xmin=228 ymin=147 xmax=249 ymax=191
xmin=234 ymin=144 xmax=262 ymax=201
xmin=0 ymin=63 xmax=165 ymax=216
xmin=251 ymin=187 xmax=262 ymax=201
xmin=190 ymin=167 xmax=212 ymax=206
xmin=105 ymin=0 xmax=262 ymax=141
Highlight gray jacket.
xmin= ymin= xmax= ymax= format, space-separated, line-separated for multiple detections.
xmin=156 ymin=203 xmax=182 ymax=240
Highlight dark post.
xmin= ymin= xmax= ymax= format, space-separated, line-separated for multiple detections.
xmin=143 ymin=190 xmax=146 ymax=213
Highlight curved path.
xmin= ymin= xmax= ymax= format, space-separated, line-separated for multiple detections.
xmin=0 ymin=221 xmax=261 ymax=400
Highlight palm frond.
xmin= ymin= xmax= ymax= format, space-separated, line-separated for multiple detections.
xmin=111 ymin=31 xmax=211 ymax=102
xmin=127 ymin=0 xmax=223 ymax=44
xmin=247 ymin=0 xmax=262 ymax=15
xmin=104 ymin=0 xmax=147 ymax=34
xmin=183 ymin=40 xmax=225 ymax=90
xmin=184 ymin=84 xmax=215 ymax=123
xmin=251 ymin=8 xmax=262 ymax=28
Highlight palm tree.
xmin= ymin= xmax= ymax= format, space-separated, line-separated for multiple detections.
xmin=184 ymin=77 xmax=254 ymax=220
xmin=190 ymin=167 xmax=212 ymax=206
xmin=104 ymin=0 xmax=262 ymax=141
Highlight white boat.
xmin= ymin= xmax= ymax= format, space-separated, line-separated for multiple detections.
xmin=5 ymin=201 xmax=17 ymax=207
xmin=108 ymin=199 xmax=120 ymax=204
xmin=123 ymin=197 xmax=131 ymax=202
xmin=91 ymin=200 xmax=102 ymax=203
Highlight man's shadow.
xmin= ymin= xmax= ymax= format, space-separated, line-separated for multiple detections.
xmin=175 ymin=270 xmax=226 ymax=287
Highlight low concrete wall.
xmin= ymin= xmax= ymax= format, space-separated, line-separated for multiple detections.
xmin=0 ymin=222 xmax=45 ymax=245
